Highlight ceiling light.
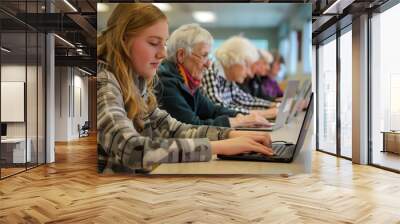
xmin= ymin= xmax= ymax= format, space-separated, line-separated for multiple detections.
xmin=152 ymin=3 xmax=171 ymax=12
xmin=192 ymin=11 xmax=216 ymax=23
xmin=97 ymin=3 xmax=109 ymax=12
xmin=54 ymin=34 xmax=75 ymax=48
xmin=63 ymin=0 xmax=78 ymax=12
xmin=76 ymin=49 xmax=86 ymax=56
xmin=1 ymin=47 xmax=11 ymax=53
xmin=78 ymin=67 xmax=92 ymax=76
xmin=322 ymin=0 xmax=349 ymax=15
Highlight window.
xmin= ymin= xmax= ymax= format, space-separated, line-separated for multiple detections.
xmin=317 ymin=37 xmax=337 ymax=154
xmin=339 ymin=28 xmax=352 ymax=158
xmin=370 ymin=3 xmax=400 ymax=171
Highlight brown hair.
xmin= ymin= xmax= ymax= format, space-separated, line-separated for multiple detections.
xmin=98 ymin=3 xmax=167 ymax=129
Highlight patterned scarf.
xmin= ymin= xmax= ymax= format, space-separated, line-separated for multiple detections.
xmin=177 ymin=63 xmax=201 ymax=95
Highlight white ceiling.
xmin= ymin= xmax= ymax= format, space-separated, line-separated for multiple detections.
xmin=97 ymin=3 xmax=309 ymax=32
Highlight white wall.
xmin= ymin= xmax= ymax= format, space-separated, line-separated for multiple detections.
xmin=55 ymin=66 xmax=70 ymax=141
xmin=54 ymin=67 xmax=89 ymax=141
xmin=70 ymin=73 xmax=89 ymax=139
xmin=1 ymin=65 xmax=26 ymax=81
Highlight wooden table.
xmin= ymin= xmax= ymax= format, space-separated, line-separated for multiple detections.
xmin=151 ymin=112 xmax=314 ymax=175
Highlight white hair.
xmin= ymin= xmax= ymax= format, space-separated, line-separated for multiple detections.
xmin=258 ymin=49 xmax=274 ymax=64
xmin=166 ymin=23 xmax=213 ymax=63
xmin=215 ymin=36 xmax=259 ymax=68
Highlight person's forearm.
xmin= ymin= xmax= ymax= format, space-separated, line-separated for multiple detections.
xmin=250 ymin=110 xmax=266 ymax=117
xmin=210 ymin=141 xmax=223 ymax=154
xmin=228 ymin=115 xmax=252 ymax=128
xmin=210 ymin=139 xmax=238 ymax=155
xmin=228 ymin=117 xmax=239 ymax=128
xmin=250 ymin=109 xmax=275 ymax=119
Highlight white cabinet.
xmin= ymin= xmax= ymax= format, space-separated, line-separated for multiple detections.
xmin=1 ymin=138 xmax=32 ymax=163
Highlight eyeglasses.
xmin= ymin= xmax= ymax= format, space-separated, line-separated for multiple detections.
xmin=191 ymin=52 xmax=211 ymax=64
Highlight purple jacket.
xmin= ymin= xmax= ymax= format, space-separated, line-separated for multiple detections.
xmin=261 ymin=77 xmax=283 ymax=98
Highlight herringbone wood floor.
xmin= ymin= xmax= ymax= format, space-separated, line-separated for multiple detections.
xmin=1 ymin=135 xmax=400 ymax=224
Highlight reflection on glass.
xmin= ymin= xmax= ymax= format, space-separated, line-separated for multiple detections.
xmin=318 ymin=38 xmax=337 ymax=154
xmin=1 ymin=31 xmax=27 ymax=177
xmin=340 ymin=30 xmax=352 ymax=158
xmin=371 ymin=3 xmax=400 ymax=171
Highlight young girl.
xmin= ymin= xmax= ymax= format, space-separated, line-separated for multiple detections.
xmin=97 ymin=3 xmax=273 ymax=174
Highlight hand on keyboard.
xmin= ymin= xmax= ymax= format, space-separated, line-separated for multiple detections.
xmin=211 ymin=136 xmax=273 ymax=156
xmin=228 ymin=130 xmax=272 ymax=148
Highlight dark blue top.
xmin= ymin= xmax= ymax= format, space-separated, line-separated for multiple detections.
xmin=155 ymin=60 xmax=240 ymax=127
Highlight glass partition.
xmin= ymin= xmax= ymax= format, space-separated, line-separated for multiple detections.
xmin=317 ymin=37 xmax=337 ymax=154
xmin=0 ymin=0 xmax=46 ymax=179
xmin=1 ymin=30 xmax=28 ymax=178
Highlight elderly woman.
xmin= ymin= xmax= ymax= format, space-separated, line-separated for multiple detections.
xmin=156 ymin=24 xmax=270 ymax=128
xmin=261 ymin=51 xmax=285 ymax=99
xmin=201 ymin=36 xmax=277 ymax=119
xmin=239 ymin=49 xmax=275 ymax=101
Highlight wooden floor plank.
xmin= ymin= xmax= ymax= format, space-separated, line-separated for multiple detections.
xmin=0 ymin=135 xmax=400 ymax=223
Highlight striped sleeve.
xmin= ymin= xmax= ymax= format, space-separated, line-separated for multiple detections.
xmin=231 ymin=83 xmax=274 ymax=109
xmin=201 ymin=64 xmax=249 ymax=114
xmin=97 ymin=70 xmax=231 ymax=173
xmin=147 ymin=108 xmax=232 ymax=140
xmin=201 ymin=65 xmax=225 ymax=107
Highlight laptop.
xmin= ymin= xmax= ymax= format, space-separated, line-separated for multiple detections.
xmin=286 ymin=79 xmax=312 ymax=124
xmin=218 ymin=93 xmax=314 ymax=163
xmin=235 ymin=80 xmax=300 ymax=131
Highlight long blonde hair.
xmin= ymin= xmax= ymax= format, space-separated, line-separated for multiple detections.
xmin=98 ymin=3 xmax=166 ymax=129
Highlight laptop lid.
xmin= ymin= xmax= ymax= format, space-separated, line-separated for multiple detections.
xmin=289 ymin=93 xmax=314 ymax=160
xmin=287 ymin=79 xmax=312 ymax=123
xmin=234 ymin=80 xmax=299 ymax=132
xmin=273 ymin=80 xmax=299 ymax=129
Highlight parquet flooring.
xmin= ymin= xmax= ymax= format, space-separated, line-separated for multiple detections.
xmin=1 ymin=135 xmax=400 ymax=223
xmin=1 ymin=167 xmax=26 ymax=178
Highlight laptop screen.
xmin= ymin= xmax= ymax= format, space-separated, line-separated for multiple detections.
xmin=1 ymin=123 xmax=7 ymax=137
xmin=292 ymin=93 xmax=314 ymax=157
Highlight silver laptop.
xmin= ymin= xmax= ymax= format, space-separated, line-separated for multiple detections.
xmin=286 ymin=79 xmax=312 ymax=124
xmin=236 ymin=80 xmax=299 ymax=131
xmin=218 ymin=93 xmax=314 ymax=163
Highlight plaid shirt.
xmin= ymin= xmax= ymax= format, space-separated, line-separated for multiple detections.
xmin=201 ymin=61 xmax=273 ymax=114
xmin=97 ymin=61 xmax=232 ymax=174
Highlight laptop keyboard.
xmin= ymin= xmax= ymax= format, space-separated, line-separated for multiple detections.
xmin=244 ymin=144 xmax=293 ymax=158
xmin=272 ymin=144 xmax=287 ymax=156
